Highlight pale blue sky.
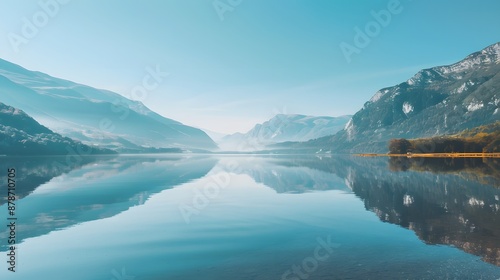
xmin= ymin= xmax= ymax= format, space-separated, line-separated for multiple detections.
xmin=0 ymin=0 xmax=499 ymax=134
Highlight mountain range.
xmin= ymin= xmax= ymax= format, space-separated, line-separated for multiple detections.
xmin=276 ymin=42 xmax=500 ymax=153
xmin=0 ymin=59 xmax=217 ymax=152
xmin=0 ymin=42 xmax=498 ymax=155
xmin=219 ymin=114 xmax=351 ymax=151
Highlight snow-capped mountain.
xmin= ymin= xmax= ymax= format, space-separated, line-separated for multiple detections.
xmin=0 ymin=102 xmax=112 ymax=155
xmin=303 ymin=42 xmax=500 ymax=153
xmin=219 ymin=114 xmax=351 ymax=150
xmin=0 ymin=59 xmax=217 ymax=151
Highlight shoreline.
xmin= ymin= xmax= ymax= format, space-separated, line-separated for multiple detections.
xmin=356 ymin=153 xmax=500 ymax=158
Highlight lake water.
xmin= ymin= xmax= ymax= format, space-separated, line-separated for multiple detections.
xmin=1 ymin=155 xmax=500 ymax=279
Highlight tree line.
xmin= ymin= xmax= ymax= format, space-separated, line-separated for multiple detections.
xmin=388 ymin=121 xmax=500 ymax=154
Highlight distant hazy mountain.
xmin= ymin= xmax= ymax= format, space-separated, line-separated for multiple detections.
xmin=283 ymin=42 xmax=500 ymax=153
xmin=0 ymin=59 xmax=217 ymax=151
xmin=219 ymin=114 xmax=351 ymax=150
xmin=201 ymin=128 xmax=227 ymax=142
xmin=0 ymin=102 xmax=112 ymax=155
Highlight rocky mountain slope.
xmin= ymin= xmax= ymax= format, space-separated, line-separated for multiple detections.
xmin=290 ymin=42 xmax=500 ymax=153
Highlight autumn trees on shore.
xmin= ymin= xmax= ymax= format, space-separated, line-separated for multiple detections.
xmin=388 ymin=122 xmax=500 ymax=154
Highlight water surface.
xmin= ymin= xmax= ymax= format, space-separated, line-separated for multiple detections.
xmin=1 ymin=155 xmax=499 ymax=279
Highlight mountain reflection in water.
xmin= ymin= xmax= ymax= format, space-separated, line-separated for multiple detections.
xmin=268 ymin=155 xmax=500 ymax=266
xmin=0 ymin=154 xmax=499 ymax=279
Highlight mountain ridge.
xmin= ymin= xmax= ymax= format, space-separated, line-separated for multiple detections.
xmin=278 ymin=42 xmax=500 ymax=153
xmin=0 ymin=58 xmax=217 ymax=151
xmin=219 ymin=114 xmax=351 ymax=151
xmin=0 ymin=102 xmax=114 ymax=155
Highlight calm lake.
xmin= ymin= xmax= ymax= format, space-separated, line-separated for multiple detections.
xmin=1 ymin=155 xmax=499 ymax=279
